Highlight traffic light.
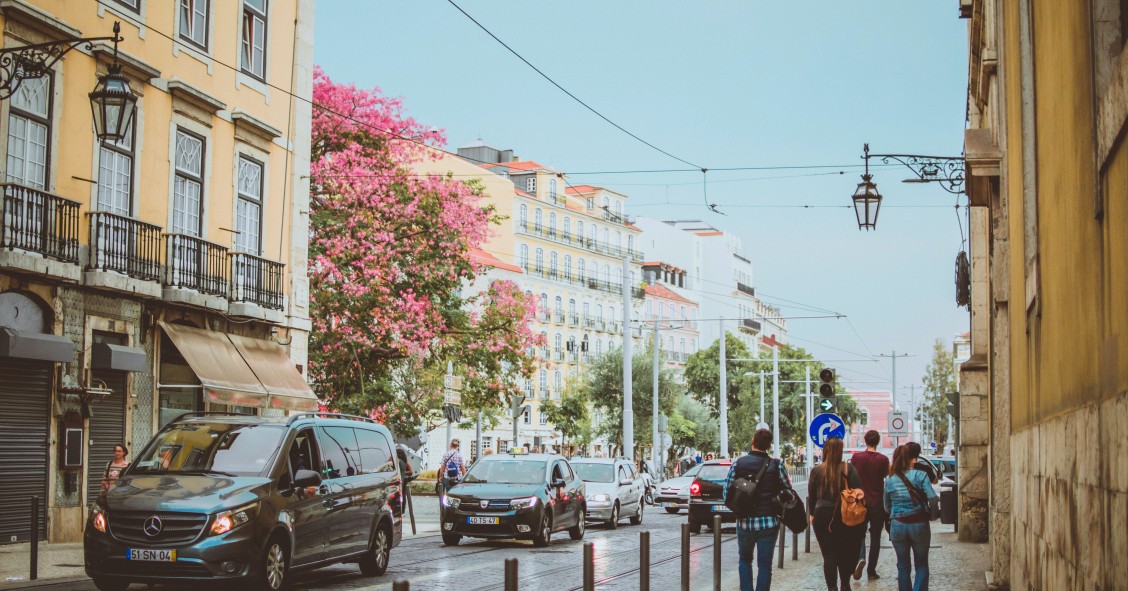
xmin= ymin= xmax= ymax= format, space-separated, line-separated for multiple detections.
xmin=818 ymin=368 xmax=835 ymax=412
xmin=510 ymin=394 xmax=527 ymax=418
xmin=946 ymin=391 xmax=960 ymax=418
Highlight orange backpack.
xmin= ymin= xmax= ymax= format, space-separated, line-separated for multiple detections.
xmin=837 ymin=487 xmax=867 ymax=527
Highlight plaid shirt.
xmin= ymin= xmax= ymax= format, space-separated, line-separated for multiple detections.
xmin=724 ymin=452 xmax=792 ymax=532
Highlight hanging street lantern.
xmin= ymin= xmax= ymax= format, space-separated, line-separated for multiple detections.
xmin=852 ymin=144 xmax=882 ymax=231
xmin=88 ymin=23 xmax=136 ymax=144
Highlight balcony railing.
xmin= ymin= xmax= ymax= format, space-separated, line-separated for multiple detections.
xmin=2 ymin=184 xmax=80 ymax=263
xmin=569 ymin=313 xmax=579 ymax=326
xmin=555 ymin=312 xmax=565 ymax=324
xmin=737 ymin=282 xmax=756 ymax=297
xmin=741 ymin=318 xmax=762 ymax=333
xmin=230 ymin=252 xmax=285 ymax=310
xmin=165 ymin=234 xmax=229 ymax=296
xmin=88 ymin=211 xmax=162 ymax=280
xmin=514 ymin=221 xmax=645 ymax=262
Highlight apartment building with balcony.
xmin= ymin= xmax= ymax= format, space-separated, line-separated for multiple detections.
xmin=0 ymin=0 xmax=314 ymax=543
xmin=640 ymin=262 xmax=699 ymax=371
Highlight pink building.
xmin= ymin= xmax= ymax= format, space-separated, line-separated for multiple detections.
xmin=641 ymin=262 xmax=699 ymax=367
xmin=845 ymin=390 xmax=894 ymax=451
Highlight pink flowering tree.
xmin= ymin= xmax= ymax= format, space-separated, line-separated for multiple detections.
xmin=308 ymin=67 xmax=541 ymax=435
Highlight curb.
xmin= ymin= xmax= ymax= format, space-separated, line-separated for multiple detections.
xmin=0 ymin=575 xmax=90 ymax=591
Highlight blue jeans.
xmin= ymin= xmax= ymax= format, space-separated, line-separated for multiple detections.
xmin=736 ymin=525 xmax=778 ymax=591
xmin=889 ymin=520 xmax=930 ymax=591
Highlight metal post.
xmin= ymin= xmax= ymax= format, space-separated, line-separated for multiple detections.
xmin=392 ymin=580 xmax=410 ymax=591
xmin=805 ymin=519 xmax=811 ymax=553
xmin=405 ymin=485 xmax=417 ymax=535
xmin=652 ymin=321 xmax=660 ymax=476
xmin=622 ymin=256 xmax=634 ymax=461
xmin=681 ymin=523 xmax=690 ymax=591
xmin=777 ymin=524 xmax=785 ymax=569
xmin=640 ymin=530 xmax=650 ymax=591
xmin=505 ymin=558 xmax=519 ymax=591
xmin=805 ymin=366 xmax=813 ymax=469
xmin=476 ymin=411 xmax=482 ymax=461
xmin=892 ymin=350 xmax=898 ymax=447
xmin=583 ymin=542 xmax=595 ymax=591
xmin=29 ymin=496 xmax=38 ymax=580
xmin=792 ymin=531 xmax=798 ymax=561
xmin=772 ymin=345 xmax=780 ymax=457
xmin=759 ymin=370 xmax=765 ymax=426
xmin=512 ymin=394 xmax=519 ymax=449
xmin=712 ymin=515 xmax=722 ymax=591
xmin=719 ymin=317 xmax=728 ymax=458
xmin=446 ymin=361 xmax=453 ymax=450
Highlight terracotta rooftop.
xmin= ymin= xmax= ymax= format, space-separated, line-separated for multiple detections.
xmin=643 ymin=283 xmax=695 ymax=304
xmin=481 ymin=160 xmax=554 ymax=173
xmin=469 ymin=248 xmax=523 ymax=274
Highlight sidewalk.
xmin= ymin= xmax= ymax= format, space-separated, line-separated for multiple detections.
xmin=709 ymin=529 xmax=988 ymax=591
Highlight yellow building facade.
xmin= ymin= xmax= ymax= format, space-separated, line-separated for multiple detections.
xmin=964 ymin=0 xmax=1128 ymax=587
xmin=0 ymin=0 xmax=314 ymax=542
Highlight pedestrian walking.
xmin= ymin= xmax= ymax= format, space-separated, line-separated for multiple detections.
xmin=850 ymin=430 xmax=890 ymax=581
xmin=100 ymin=444 xmax=129 ymax=493
xmin=808 ymin=437 xmax=865 ymax=591
xmin=904 ymin=442 xmax=939 ymax=484
xmin=437 ymin=439 xmax=465 ymax=497
xmin=884 ymin=445 xmax=938 ymax=591
xmin=723 ymin=429 xmax=791 ymax=591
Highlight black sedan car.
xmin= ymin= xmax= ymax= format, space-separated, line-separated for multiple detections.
xmin=687 ymin=459 xmax=735 ymax=533
xmin=440 ymin=450 xmax=586 ymax=547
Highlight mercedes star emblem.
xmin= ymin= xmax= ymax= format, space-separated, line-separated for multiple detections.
xmin=143 ymin=515 xmax=163 ymax=537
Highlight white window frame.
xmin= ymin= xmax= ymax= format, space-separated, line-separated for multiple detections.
xmin=235 ymin=155 xmax=264 ymax=255
xmin=526 ymin=176 xmax=536 ymax=194
xmin=241 ymin=0 xmax=268 ymax=80
xmin=96 ymin=123 xmax=135 ymax=216
xmin=178 ymin=0 xmax=210 ymax=50
xmin=172 ymin=127 xmax=205 ymax=236
xmin=6 ymin=74 xmax=53 ymax=190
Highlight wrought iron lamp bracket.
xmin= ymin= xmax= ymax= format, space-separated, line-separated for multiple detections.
xmin=0 ymin=23 xmax=123 ymax=100
xmin=864 ymin=150 xmax=966 ymax=194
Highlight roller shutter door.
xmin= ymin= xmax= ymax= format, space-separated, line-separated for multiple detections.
xmin=86 ymin=370 xmax=127 ymax=503
xmin=0 ymin=358 xmax=51 ymax=543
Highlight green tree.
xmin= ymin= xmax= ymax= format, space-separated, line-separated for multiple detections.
xmin=666 ymin=397 xmax=719 ymax=472
xmin=539 ymin=381 xmax=591 ymax=451
xmin=581 ymin=343 xmax=681 ymax=457
xmin=919 ymin=338 xmax=956 ymax=444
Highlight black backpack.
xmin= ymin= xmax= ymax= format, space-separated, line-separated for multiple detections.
xmin=724 ymin=458 xmax=772 ymax=518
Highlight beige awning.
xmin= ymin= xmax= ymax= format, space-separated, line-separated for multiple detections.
xmin=160 ymin=322 xmax=319 ymax=412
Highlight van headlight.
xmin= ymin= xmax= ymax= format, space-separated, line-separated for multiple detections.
xmin=91 ymin=503 xmax=108 ymax=533
xmin=510 ymin=496 xmax=538 ymax=510
xmin=210 ymin=502 xmax=258 ymax=536
xmin=442 ymin=495 xmax=461 ymax=508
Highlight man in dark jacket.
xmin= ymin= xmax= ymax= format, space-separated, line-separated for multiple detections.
xmin=723 ymin=429 xmax=792 ymax=591
xmin=850 ymin=430 xmax=890 ymax=580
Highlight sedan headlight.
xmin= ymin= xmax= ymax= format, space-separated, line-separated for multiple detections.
xmin=510 ymin=496 xmax=538 ymax=509
xmin=210 ymin=502 xmax=258 ymax=536
xmin=91 ymin=503 xmax=108 ymax=533
xmin=590 ymin=494 xmax=611 ymax=503
xmin=442 ymin=495 xmax=461 ymax=508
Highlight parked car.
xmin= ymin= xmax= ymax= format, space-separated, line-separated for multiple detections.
xmin=687 ymin=459 xmax=735 ymax=534
xmin=570 ymin=457 xmax=645 ymax=528
xmin=440 ymin=449 xmax=585 ymax=547
xmin=84 ymin=412 xmax=403 ymax=591
xmin=654 ymin=464 xmax=702 ymax=514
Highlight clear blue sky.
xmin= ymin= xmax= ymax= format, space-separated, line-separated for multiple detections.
xmin=314 ymin=1 xmax=970 ymax=409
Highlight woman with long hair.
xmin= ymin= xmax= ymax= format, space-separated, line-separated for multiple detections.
xmin=807 ymin=437 xmax=865 ymax=591
xmin=884 ymin=445 xmax=938 ymax=591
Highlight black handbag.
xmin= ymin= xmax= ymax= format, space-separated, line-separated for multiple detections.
xmin=777 ymin=485 xmax=808 ymax=534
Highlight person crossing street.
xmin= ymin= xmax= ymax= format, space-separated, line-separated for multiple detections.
xmin=437 ymin=439 xmax=465 ymax=498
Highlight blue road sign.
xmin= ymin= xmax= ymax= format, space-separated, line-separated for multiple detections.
xmin=809 ymin=413 xmax=846 ymax=449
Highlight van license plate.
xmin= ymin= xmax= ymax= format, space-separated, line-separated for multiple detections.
xmin=467 ymin=517 xmax=499 ymax=525
xmin=711 ymin=506 xmax=731 ymax=513
xmin=663 ymin=502 xmax=678 ymax=508
xmin=127 ymin=549 xmax=177 ymax=561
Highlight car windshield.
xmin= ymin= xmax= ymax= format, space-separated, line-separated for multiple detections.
xmin=131 ymin=423 xmax=284 ymax=477
xmin=462 ymin=459 xmax=546 ymax=485
xmin=697 ymin=464 xmax=731 ymax=483
xmin=681 ymin=465 xmax=703 ymax=478
xmin=572 ymin=463 xmax=615 ymax=483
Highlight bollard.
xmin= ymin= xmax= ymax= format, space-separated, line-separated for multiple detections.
xmin=680 ymin=523 xmax=690 ymax=591
xmin=777 ymin=525 xmax=785 ymax=569
xmin=805 ymin=518 xmax=811 ymax=553
xmin=30 ymin=496 xmax=39 ymax=580
xmin=792 ymin=531 xmax=798 ymax=561
xmin=505 ymin=557 xmax=519 ymax=591
xmin=712 ymin=515 xmax=721 ymax=591
xmin=583 ymin=542 xmax=594 ymax=591
xmin=392 ymin=580 xmax=410 ymax=591
xmin=640 ymin=530 xmax=650 ymax=591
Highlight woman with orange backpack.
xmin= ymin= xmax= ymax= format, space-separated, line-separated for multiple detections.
xmin=807 ymin=437 xmax=867 ymax=591
xmin=884 ymin=445 xmax=939 ymax=591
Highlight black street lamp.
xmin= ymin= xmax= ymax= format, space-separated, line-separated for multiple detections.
xmin=0 ymin=21 xmax=135 ymax=143
xmin=853 ymin=143 xmax=966 ymax=231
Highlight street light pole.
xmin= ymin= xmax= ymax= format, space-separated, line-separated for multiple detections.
xmin=772 ymin=345 xmax=780 ymax=458
xmin=652 ymin=320 xmax=660 ymax=474
xmin=622 ymin=257 xmax=634 ymax=461
xmin=759 ymin=371 xmax=766 ymax=425
xmin=719 ymin=317 xmax=728 ymax=459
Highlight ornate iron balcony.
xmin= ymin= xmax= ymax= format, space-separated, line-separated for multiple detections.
xmin=230 ymin=252 xmax=285 ymax=310
xmin=165 ymin=234 xmax=228 ymax=296
xmin=2 ymin=184 xmax=80 ymax=263
xmin=88 ymin=211 xmax=161 ymax=280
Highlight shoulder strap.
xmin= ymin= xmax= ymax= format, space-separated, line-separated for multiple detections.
xmin=896 ymin=472 xmax=926 ymax=507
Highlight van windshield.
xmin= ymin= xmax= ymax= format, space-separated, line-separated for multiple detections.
xmin=131 ymin=423 xmax=284 ymax=477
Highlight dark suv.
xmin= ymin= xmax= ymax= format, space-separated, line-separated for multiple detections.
xmin=84 ymin=413 xmax=403 ymax=591
xmin=687 ymin=459 xmax=735 ymax=533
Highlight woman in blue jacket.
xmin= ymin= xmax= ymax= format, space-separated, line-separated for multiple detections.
xmin=883 ymin=445 xmax=938 ymax=591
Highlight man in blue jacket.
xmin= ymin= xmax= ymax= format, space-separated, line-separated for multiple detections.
xmin=723 ymin=429 xmax=792 ymax=591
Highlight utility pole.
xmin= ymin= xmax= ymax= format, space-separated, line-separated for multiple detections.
xmin=878 ymin=350 xmax=913 ymax=446
xmin=445 ymin=361 xmax=454 ymax=450
xmin=512 ymin=394 xmax=519 ymax=447
xmin=719 ymin=317 xmax=729 ymax=459
xmin=622 ymin=257 xmax=634 ymax=461
xmin=475 ymin=411 xmax=482 ymax=461
xmin=759 ymin=371 xmax=766 ymax=426
xmin=652 ymin=320 xmax=660 ymax=474
xmin=772 ymin=345 xmax=780 ymax=458
xmin=805 ymin=366 xmax=813 ymax=469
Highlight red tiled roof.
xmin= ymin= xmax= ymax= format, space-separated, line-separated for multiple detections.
xmin=514 ymin=188 xmax=536 ymax=198
xmin=695 ymin=230 xmax=724 ymax=237
xmin=565 ymin=184 xmax=599 ymax=194
xmin=481 ymin=160 xmax=553 ymax=172
xmin=643 ymin=283 xmax=695 ymax=304
xmin=470 ymin=248 xmax=523 ymax=273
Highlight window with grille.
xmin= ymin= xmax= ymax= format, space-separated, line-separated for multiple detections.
xmin=6 ymin=75 xmax=52 ymax=189
xmin=519 ymin=244 xmax=528 ymax=270
xmin=235 ymin=156 xmax=263 ymax=255
xmin=549 ymin=178 xmax=557 ymax=199
xmin=172 ymin=129 xmax=205 ymax=236
xmin=241 ymin=0 xmax=267 ymax=79
xmin=97 ymin=123 xmax=134 ymax=215
xmin=179 ymin=0 xmax=209 ymax=49
xmin=539 ymin=412 xmax=548 ymax=426
xmin=526 ymin=176 xmax=536 ymax=193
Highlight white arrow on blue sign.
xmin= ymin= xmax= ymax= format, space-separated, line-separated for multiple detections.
xmin=809 ymin=413 xmax=846 ymax=449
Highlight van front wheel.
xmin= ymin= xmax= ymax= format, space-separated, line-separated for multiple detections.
xmin=254 ymin=537 xmax=289 ymax=591
xmin=359 ymin=525 xmax=391 ymax=576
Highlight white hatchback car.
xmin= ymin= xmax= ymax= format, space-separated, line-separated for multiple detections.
xmin=653 ymin=464 xmax=702 ymax=514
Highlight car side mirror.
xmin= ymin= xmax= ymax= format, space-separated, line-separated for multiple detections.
xmin=620 ymin=478 xmax=633 ymax=486
xmin=552 ymin=478 xmax=566 ymax=489
xmin=294 ymin=469 xmax=322 ymax=488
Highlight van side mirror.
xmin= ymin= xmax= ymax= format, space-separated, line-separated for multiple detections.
xmin=551 ymin=477 xmax=566 ymax=489
xmin=294 ymin=469 xmax=322 ymax=488
xmin=620 ymin=478 xmax=633 ymax=486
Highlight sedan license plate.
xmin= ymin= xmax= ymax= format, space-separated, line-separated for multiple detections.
xmin=127 ymin=549 xmax=177 ymax=561
xmin=663 ymin=502 xmax=679 ymax=508
xmin=711 ymin=505 xmax=731 ymax=513
xmin=467 ymin=516 xmax=499 ymax=525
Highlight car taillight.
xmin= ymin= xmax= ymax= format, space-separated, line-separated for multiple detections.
xmin=689 ymin=482 xmax=701 ymax=496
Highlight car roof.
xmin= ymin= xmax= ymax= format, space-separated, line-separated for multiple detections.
xmin=172 ymin=413 xmax=393 ymax=435
xmin=479 ymin=453 xmax=560 ymax=461
xmin=569 ymin=457 xmax=622 ymax=464
xmin=701 ymin=459 xmax=733 ymax=466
